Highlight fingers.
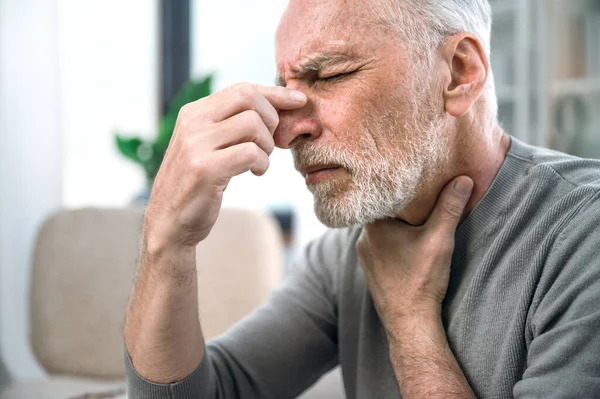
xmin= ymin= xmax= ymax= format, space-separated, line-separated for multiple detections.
xmin=207 ymin=83 xmax=307 ymax=133
xmin=208 ymin=110 xmax=275 ymax=156
xmin=214 ymin=142 xmax=271 ymax=177
xmin=254 ymin=84 xmax=307 ymax=110
xmin=426 ymin=176 xmax=474 ymax=234
xmin=176 ymin=82 xmax=306 ymax=158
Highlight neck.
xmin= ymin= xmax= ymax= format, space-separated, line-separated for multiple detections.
xmin=398 ymin=123 xmax=511 ymax=226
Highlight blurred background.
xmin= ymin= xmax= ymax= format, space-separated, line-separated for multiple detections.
xmin=0 ymin=0 xmax=598 ymax=397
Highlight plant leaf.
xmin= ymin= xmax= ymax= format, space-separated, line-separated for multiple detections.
xmin=157 ymin=113 xmax=178 ymax=145
xmin=113 ymin=75 xmax=214 ymax=185
xmin=166 ymin=75 xmax=213 ymax=118
xmin=115 ymin=135 xmax=143 ymax=164
xmin=148 ymin=141 xmax=168 ymax=180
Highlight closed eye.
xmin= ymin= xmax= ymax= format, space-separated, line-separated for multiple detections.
xmin=317 ymin=71 xmax=356 ymax=83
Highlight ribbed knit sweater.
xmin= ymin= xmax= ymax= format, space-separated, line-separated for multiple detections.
xmin=126 ymin=137 xmax=600 ymax=398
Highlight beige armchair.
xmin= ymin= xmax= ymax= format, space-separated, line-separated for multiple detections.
xmin=0 ymin=207 xmax=283 ymax=399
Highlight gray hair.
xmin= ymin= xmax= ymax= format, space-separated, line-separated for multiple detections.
xmin=371 ymin=0 xmax=497 ymax=119
xmin=372 ymin=0 xmax=492 ymax=54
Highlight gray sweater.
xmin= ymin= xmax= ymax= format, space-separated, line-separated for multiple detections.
xmin=126 ymin=137 xmax=600 ymax=398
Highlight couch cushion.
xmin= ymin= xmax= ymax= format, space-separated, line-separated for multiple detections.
xmin=0 ymin=376 xmax=125 ymax=399
xmin=30 ymin=208 xmax=145 ymax=379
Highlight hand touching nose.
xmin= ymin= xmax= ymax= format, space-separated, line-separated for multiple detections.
xmin=145 ymin=83 xmax=307 ymax=254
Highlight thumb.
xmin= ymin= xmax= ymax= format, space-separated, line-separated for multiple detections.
xmin=427 ymin=176 xmax=474 ymax=233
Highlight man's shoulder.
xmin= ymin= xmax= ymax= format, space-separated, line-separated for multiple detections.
xmin=503 ymin=138 xmax=600 ymax=229
xmin=514 ymin=137 xmax=600 ymax=192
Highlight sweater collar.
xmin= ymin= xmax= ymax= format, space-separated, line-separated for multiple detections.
xmin=455 ymin=136 xmax=534 ymax=252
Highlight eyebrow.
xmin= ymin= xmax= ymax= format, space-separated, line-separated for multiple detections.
xmin=275 ymin=53 xmax=354 ymax=87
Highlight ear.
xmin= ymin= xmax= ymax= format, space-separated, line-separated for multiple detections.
xmin=441 ymin=33 xmax=489 ymax=117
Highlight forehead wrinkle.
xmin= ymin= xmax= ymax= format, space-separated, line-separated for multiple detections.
xmin=276 ymin=52 xmax=354 ymax=86
xmin=276 ymin=49 xmax=357 ymax=85
xmin=276 ymin=26 xmax=370 ymax=83
xmin=294 ymin=53 xmax=352 ymax=73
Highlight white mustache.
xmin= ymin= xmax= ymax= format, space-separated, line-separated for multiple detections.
xmin=292 ymin=145 xmax=355 ymax=175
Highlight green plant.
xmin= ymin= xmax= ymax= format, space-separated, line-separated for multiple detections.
xmin=115 ymin=75 xmax=213 ymax=185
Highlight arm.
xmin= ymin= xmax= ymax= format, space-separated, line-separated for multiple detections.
xmin=386 ymin=315 xmax=475 ymax=398
xmin=125 ymin=243 xmax=202 ymax=384
xmin=125 ymin=229 xmax=342 ymax=399
xmin=357 ymin=177 xmax=476 ymax=398
xmin=124 ymin=82 xmax=309 ymax=396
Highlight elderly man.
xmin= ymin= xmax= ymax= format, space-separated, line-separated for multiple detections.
xmin=124 ymin=0 xmax=600 ymax=397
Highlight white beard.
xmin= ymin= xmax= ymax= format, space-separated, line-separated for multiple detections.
xmin=292 ymin=95 xmax=448 ymax=228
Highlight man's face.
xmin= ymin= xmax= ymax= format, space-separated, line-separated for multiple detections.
xmin=274 ymin=0 xmax=449 ymax=227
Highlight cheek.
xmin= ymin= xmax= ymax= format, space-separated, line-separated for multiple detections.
xmin=313 ymin=85 xmax=378 ymax=141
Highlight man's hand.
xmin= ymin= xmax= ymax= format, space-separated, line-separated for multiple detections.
xmin=357 ymin=176 xmax=477 ymax=398
xmin=144 ymin=83 xmax=307 ymax=257
xmin=357 ymin=175 xmax=474 ymax=325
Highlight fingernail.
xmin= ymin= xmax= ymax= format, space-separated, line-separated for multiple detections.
xmin=454 ymin=178 xmax=473 ymax=197
xmin=289 ymin=90 xmax=307 ymax=102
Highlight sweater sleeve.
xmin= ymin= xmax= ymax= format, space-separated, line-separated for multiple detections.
xmin=125 ymin=228 xmax=347 ymax=399
xmin=513 ymin=191 xmax=600 ymax=398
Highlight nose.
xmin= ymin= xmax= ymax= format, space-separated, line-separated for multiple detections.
xmin=274 ymin=95 xmax=322 ymax=149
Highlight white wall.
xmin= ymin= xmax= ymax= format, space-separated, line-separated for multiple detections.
xmin=191 ymin=0 xmax=327 ymax=251
xmin=0 ymin=0 xmax=158 ymax=381
xmin=0 ymin=0 xmax=62 ymax=380
xmin=59 ymin=0 xmax=159 ymax=208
